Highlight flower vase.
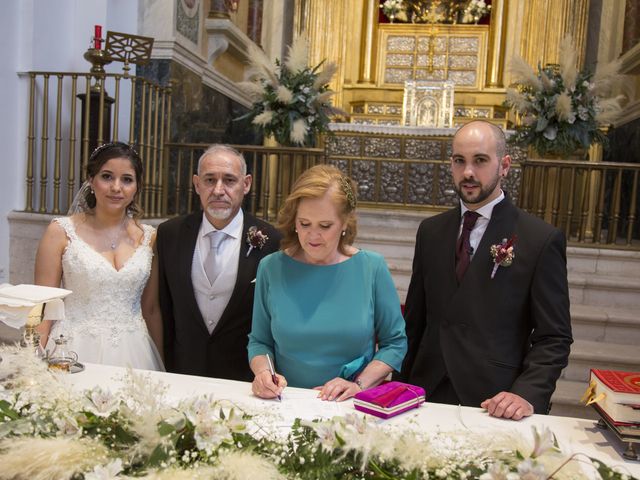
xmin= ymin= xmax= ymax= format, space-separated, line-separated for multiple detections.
xmin=389 ymin=13 xmax=395 ymax=23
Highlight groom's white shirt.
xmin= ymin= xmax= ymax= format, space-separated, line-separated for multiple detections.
xmin=191 ymin=210 xmax=243 ymax=334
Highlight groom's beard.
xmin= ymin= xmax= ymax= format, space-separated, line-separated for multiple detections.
xmin=206 ymin=206 xmax=232 ymax=220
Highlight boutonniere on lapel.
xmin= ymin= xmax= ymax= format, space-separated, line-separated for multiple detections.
xmin=246 ymin=226 xmax=269 ymax=257
xmin=489 ymin=235 xmax=517 ymax=279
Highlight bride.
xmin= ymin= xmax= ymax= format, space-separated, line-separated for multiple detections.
xmin=34 ymin=142 xmax=164 ymax=370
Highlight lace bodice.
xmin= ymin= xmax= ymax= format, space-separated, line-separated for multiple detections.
xmin=51 ymin=217 xmax=155 ymax=347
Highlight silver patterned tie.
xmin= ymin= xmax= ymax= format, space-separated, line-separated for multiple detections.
xmin=204 ymin=230 xmax=226 ymax=284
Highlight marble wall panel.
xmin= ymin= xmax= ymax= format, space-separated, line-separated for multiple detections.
xmin=176 ymin=0 xmax=200 ymax=44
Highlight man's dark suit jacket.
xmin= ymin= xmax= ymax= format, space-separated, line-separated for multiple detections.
xmin=398 ymin=196 xmax=573 ymax=413
xmin=156 ymin=210 xmax=281 ymax=381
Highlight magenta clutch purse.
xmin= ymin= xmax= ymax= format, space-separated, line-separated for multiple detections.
xmin=353 ymin=381 xmax=425 ymax=419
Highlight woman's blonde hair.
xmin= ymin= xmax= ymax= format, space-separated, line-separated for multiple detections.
xmin=277 ymin=164 xmax=358 ymax=256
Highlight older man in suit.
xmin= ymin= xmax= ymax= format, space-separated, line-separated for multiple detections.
xmin=398 ymin=120 xmax=572 ymax=420
xmin=157 ymin=144 xmax=281 ymax=381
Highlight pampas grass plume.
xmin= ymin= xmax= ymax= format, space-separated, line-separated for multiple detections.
xmin=313 ymin=62 xmax=338 ymax=90
xmin=559 ymin=35 xmax=578 ymax=88
xmin=290 ymin=118 xmax=309 ymax=145
xmin=314 ymin=90 xmax=335 ymax=105
xmin=252 ymin=110 xmax=275 ymax=126
xmin=592 ymin=58 xmax=623 ymax=96
xmin=238 ymin=81 xmax=266 ymax=101
xmin=595 ymin=95 xmax=625 ymax=123
xmin=285 ymin=36 xmax=309 ymax=73
xmin=214 ymin=451 xmax=286 ymax=480
xmin=141 ymin=466 xmax=219 ymax=479
xmin=0 ymin=437 xmax=109 ymax=480
xmin=276 ymin=85 xmax=294 ymax=103
xmin=247 ymin=44 xmax=279 ymax=86
xmin=506 ymin=88 xmax=531 ymax=113
xmin=509 ymin=56 xmax=542 ymax=90
xmin=555 ymin=92 xmax=574 ymax=121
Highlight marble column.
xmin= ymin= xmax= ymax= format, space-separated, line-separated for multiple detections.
xmin=247 ymin=0 xmax=263 ymax=45
xmin=623 ymin=0 xmax=640 ymax=54
xmin=209 ymin=0 xmax=230 ymax=19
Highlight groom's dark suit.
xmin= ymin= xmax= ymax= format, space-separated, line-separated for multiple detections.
xmin=157 ymin=210 xmax=281 ymax=381
xmin=398 ymin=196 xmax=572 ymax=414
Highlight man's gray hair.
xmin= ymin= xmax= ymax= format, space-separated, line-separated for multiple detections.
xmin=197 ymin=144 xmax=247 ymax=175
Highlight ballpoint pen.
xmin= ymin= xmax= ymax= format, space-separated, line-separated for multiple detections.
xmin=266 ymin=353 xmax=282 ymax=402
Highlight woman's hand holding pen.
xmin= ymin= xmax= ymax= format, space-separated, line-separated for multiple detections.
xmin=252 ymin=369 xmax=286 ymax=399
xmin=314 ymin=377 xmax=361 ymax=402
xmin=250 ymin=354 xmax=287 ymax=399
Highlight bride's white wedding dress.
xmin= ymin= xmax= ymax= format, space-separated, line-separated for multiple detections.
xmin=47 ymin=217 xmax=164 ymax=371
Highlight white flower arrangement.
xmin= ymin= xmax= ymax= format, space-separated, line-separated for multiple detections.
xmin=462 ymin=0 xmax=491 ymax=24
xmin=505 ymin=35 xmax=627 ymax=156
xmin=0 ymin=345 xmax=632 ymax=479
xmin=238 ymin=37 xmax=343 ymax=146
xmin=380 ymin=0 xmax=409 ymax=22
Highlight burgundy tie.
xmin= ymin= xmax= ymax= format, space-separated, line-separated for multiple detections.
xmin=455 ymin=211 xmax=480 ymax=283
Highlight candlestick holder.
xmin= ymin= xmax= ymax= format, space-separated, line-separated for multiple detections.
xmin=21 ymin=319 xmax=45 ymax=358
xmin=83 ymin=47 xmax=112 ymax=93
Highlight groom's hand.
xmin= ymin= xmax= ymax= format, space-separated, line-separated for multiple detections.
xmin=481 ymin=391 xmax=533 ymax=420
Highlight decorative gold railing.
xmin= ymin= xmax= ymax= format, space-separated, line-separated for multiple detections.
xmin=519 ymin=159 xmax=640 ymax=248
xmin=20 ymin=69 xmax=640 ymax=249
xmin=161 ymin=143 xmax=326 ymax=220
xmin=23 ymin=71 xmax=171 ymax=215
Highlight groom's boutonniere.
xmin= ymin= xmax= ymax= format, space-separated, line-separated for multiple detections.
xmin=490 ymin=235 xmax=517 ymax=279
xmin=246 ymin=226 xmax=269 ymax=257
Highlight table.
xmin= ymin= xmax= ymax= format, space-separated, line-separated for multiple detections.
xmin=68 ymin=363 xmax=640 ymax=478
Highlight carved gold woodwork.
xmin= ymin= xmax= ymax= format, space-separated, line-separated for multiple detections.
xmin=377 ymin=24 xmax=488 ymax=90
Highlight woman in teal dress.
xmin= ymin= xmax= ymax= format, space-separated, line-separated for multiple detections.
xmin=248 ymin=165 xmax=407 ymax=401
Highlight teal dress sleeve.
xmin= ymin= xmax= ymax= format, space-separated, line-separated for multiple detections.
xmin=247 ymin=255 xmax=275 ymax=361
xmin=370 ymin=253 xmax=407 ymax=372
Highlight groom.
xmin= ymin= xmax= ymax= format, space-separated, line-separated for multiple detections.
xmin=398 ymin=121 xmax=572 ymax=420
xmin=156 ymin=144 xmax=281 ymax=381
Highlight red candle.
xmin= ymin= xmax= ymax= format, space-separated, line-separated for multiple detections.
xmin=94 ymin=25 xmax=102 ymax=49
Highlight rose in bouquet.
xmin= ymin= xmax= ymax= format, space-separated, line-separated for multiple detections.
xmin=238 ymin=37 xmax=343 ymax=146
xmin=505 ymin=36 xmax=626 ymax=157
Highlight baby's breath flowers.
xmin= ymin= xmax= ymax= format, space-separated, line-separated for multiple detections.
xmin=238 ymin=36 xmax=343 ymax=146
xmin=0 ymin=344 xmax=630 ymax=479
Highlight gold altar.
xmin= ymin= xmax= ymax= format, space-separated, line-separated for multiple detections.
xmin=295 ymin=0 xmax=591 ymax=128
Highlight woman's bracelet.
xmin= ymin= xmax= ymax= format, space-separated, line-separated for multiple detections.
xmin=354 ymin=378 xmax=365 ymax=390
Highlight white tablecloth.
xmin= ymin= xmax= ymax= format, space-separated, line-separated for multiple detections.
xmin=67 ymin=363 xmax=640 ymax=478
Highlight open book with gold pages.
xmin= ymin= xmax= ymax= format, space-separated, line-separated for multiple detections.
xmin=353 ymin=381 xmax=425 ymax=419
xmin=586 ymin=369 xmax=640 ymax=425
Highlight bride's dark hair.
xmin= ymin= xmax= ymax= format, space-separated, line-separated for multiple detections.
xmin=84 ymin=142 xmax=144 ymax=218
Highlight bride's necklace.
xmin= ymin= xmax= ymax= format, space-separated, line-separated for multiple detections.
xmin=105 ymin=216 xmax=129 ymax=250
